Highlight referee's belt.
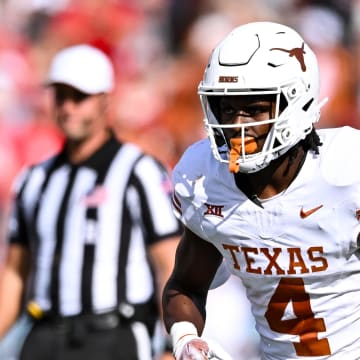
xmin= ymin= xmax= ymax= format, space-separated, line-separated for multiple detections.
xmin=28 ymin=310 xmax=123 ymax=332
xmin=26 ymin=301 xmax=156 ymax=333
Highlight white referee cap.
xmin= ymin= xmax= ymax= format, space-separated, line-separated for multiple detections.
xmin=47 ymin=44 xmax=114 ymax=94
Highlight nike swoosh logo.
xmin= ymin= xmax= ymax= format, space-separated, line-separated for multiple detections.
xmin=300 ymin=205 xmax=323 ymax=219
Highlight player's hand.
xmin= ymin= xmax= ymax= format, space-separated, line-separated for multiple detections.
xmin=171 ymin=322 xmax=232 ymax=360
xmin=175 ymin=337 xmax=232 ymax=359
xmin=175 ymin=337 xmax=209 ymax=359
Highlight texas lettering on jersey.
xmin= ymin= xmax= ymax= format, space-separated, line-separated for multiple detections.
xmin=222 ymin=244 xmax=328 ymax=275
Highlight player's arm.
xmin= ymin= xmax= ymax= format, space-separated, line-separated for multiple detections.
xmin=162 ymin=226 xmax=222 ymax=333
xmin=162 ymin=227 xmax=232 ymax=359
xmin=0 ymin=243 xmax=29 ymax=338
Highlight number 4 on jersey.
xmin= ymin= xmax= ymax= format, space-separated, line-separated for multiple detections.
xmin=265 ymin=277 xmax=331 ymax=356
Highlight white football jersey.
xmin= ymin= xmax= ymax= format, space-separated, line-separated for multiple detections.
xmin=172 ymin=126 xmax=360 ymax=359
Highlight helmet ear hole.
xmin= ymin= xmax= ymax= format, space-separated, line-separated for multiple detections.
xmin=281 ymin=128 xmax=292 ymax=141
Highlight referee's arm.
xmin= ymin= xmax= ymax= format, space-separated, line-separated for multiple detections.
xmin=148 ymin=234 xmax=180 ymax=359
xmin=148 ymin=235 xmax=180 ymax=317
xmin=0 ymin=243 xmax=30 ymax=338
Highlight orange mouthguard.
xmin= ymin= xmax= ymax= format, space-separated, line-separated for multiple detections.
xmin=229 ymin=137 xmax=258 ymax=173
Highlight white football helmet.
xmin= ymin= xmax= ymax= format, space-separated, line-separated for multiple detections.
xmin=198 ymin=21 xmax=327 ymax=173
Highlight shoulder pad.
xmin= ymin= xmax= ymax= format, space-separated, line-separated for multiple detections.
xmin=173 ymin=139 xmax=212 ymax=198
xmin=320 ymin=126 xmax=360 ymax=186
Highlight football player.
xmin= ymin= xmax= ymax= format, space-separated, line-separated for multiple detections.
xmin=162 ymin=21 xmax=360 ymax=359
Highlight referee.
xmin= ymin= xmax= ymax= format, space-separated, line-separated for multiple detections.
xmin=0 ymin=45 xmax=182 ymax=360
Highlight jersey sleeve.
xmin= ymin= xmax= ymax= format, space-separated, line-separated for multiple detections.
xmin=320 ymin=126 xmax=360 ymax=186
xmin=171 ymin=139 xmax=213 ymax=238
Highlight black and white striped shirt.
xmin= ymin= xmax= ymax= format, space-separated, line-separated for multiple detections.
xmin=8 ymin=136 xmax=182 ymax=317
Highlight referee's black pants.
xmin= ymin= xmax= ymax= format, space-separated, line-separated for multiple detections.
xmin=19 ymin=314 xmax=152 ymax=360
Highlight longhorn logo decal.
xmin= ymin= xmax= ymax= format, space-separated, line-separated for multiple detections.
xmin=270 ymin=42 xmax=307 ymax=72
